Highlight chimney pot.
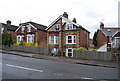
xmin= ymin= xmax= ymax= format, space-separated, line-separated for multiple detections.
xmin=100 ymin=22 xmax=104 ymax=29
xmin=63 ymin=12 xmax=68 ymax=19
xmin=6 ymin=20 xmax=11 ymax=25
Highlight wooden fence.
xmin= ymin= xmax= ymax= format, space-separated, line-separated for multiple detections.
xmin=73 ymin=50 xmax=113 ymax=61
xmin=2 ymin=45 xmax=49 ymax=55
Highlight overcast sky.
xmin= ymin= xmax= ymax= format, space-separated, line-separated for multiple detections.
xmin=0 ymin=0 xmax=119 ymax=38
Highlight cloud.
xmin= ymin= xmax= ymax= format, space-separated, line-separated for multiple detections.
xmin=0 ymin=0 xmax=119 ymax=38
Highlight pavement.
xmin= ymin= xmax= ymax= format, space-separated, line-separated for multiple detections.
xmin=0 ymin=49 xmax=118 ymax=68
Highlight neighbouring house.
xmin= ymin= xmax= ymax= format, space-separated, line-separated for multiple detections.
xmin=0 ymin=20 xmax=18 ymax=40
xmin=97 ymin=22 xmax=120 ymax=52
xmin=15 ymin=21 xmax=47 ymax=47
xmin=46 ymin=12 xmax=90 ymax=57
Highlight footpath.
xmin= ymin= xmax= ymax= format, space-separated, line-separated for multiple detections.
xmin=0 ymin=49 xmax=118 ymax=68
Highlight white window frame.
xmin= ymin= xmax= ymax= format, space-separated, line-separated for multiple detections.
xmin=27 ymin=34 xmax=35 ymax=43
xmin=49 ymin=36 xmax=59 ymax=44
xmin=54 ymin=24 xmax=60 ymax=31
xmin=112 ymin=37 xmax=120 ymax=48
xmin=66 ymin=48 xmax=74 ymax=57
xmin=21 ymin=26 xmax=25 ymax=33
xmin=66 ymin=24 xmax=73 ymax=30
xmin=27 ymin=25 xmax=31 ymax=32
xmin=51 ymin=48 xmax=59 ymax=56
xmin=1 ymin=28 xmax=4 ymax=33
xmin=66 ymin=35 xmax=76 ymax=44
xmin=17 ymin=35 xmax=24 ymax=43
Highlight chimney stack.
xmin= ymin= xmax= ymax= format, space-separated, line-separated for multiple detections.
xmin=100 ymin=22 xmax=104 ymax=29
xmin=6 ymin=20 xmax=11 ymax=25
xmin=63 ymin=12 xmax=68 ymax=19
xmin=72 ymin=18 xmax=77 ymax=23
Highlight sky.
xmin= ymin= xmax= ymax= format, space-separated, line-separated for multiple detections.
xmin=0 ymin=0 xmax=119 ymax=38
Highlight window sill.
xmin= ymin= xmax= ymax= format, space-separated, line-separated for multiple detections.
xmin=66 ymin=43 xmax=76 ymax=44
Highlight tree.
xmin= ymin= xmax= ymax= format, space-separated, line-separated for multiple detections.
xmin=2 ymin=33 xmax=13 ymax=46
xmin=93 ymin=29 xmax=99 ymax=46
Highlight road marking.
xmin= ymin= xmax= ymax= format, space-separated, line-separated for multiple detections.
xmin=82 ymin=77 xmax=94 ymax=79
xmin=6 ymin=64 xmax=43 ymax=72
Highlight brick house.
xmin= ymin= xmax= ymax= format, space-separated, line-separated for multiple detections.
xmin=46 ymin=12 xmax=90 ymax=57
xmin=97 ymin=22 xmax=120 ymax=51
xmin=0 ymin=20 xmax=18 ymax=40
xmin=15 ymin=21 xmax=47 ymax=47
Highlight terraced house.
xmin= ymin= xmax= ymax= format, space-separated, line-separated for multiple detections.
xmin=46 ymin=12 xmax=90 ymax=57
xmin=15 ymin=21 xmax=47 ymax=47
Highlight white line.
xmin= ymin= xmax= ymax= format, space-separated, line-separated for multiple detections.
xmin=82 ymin=77 xmax=94 ymax=79
xmin=6 ymin=64 xmax=43 ymax=72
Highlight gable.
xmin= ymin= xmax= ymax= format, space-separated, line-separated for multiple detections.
xmin=113 ymin=31 xmax=120 ymax=37
xmin=15 ymin=23 xmax=37 ymax=32
xmin=47 ymin=18 xmax=62 ymax=31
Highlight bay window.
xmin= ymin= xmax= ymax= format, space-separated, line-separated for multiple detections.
xmin=66 ymin=35 xmax=76 ymax=44
xmin=27 ymin=34 xmax=35 ymax=43
xmin=17 ymin=35 xmax=24 ymax=42
xmin=49 ymin=36 xmax=59 ymax=44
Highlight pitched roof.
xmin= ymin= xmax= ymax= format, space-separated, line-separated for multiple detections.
xmin=46 ymin=15 xmax=90 ymax=33
xmin=101 ymin=27 xmax=120 ymax=37
xmin=1 ymin=23 xmax=18 ymax=32
xmin=22 ymin=21 xmax=47 ymax=31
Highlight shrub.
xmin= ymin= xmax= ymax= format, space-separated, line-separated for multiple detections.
xmin=25 ymin=42 xmax=34 ymax=46
xmin=34 ymin=42 xmax=39 ymax=47
xmin=19 ymin=41 xmax=25 ymax=45
xmin=89 ymin=49 xmax=97 ymax=51
xmin=2 ymin=33 xmax=13 ymax=46
xmin=76 ymin=47 xmax=87 ymax=51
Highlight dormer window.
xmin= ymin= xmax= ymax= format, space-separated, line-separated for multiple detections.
xmin=66 ymin=24 xmax=72 ymax=30
xmin=21 ymin=26 xmax=25 ymax=33
xmin=27 ymin=25 xmax=31 ymax=32
xmin=54 ymin=24 xmax=60 ymax=31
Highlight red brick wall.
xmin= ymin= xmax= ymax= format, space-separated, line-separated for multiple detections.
xmin=8 ymin=31 xmax=17 ymax=40
xmin=79 ymin=29 xmax=89 ymax=48
xmin=37 ymin=30 xmax=47 ymax=47
xmin=16 ymin=25 xmax=47 ymax=47
xmin=114 ymin=32 xmax=120 ymax=37
xmin=97 ymin=30 xmax=107 ymax=48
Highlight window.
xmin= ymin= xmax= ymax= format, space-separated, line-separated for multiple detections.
xmin=66 ymin=24 xmax=73 ymax=30
xmin=66 ymin=35 xmax=76 ymax=44
xmin=51 ymin=48 xmax=58 ymax=56
xmin=21 ymin=26 xmax=25 ymax=33
xmin=49 ymin=36 xmax=59 ymax=44
xmin=27 ymin=25 xmax=31 ymax=32
xmin=66 ymin=24 xmax=76 ymax=30
xmin=66 ymin=48 xmax=74 ymax=57
xmin=27 ymin=34 xmax=35 ymax=43
xmin=1 ymin=28 xmax=4 ymax=33
xmin=54 ymin=24 xmax=60 ymax=31
xmin=17 ymin=35 xmax=24 ymax=42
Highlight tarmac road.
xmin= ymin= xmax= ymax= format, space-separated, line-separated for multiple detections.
xmin=2 ymin=53 xmax=118 ymax=79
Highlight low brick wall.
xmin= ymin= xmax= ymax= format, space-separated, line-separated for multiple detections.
xmin=2 ymin=45 xmax=49 ymax=55
xmin=73 ymin=50 xmax=113 ymax=61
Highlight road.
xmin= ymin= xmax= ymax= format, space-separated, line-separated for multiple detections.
xmin=2 ymin=53 xmax=118 ymax=79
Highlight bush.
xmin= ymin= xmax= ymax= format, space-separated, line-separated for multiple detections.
xmin=89 ymin=49 xmax=97 ymax=51
xmin=76 ymin=47 xmax=87 ymax=51
xmin=34 ymin=42 xmax=39 ymax=47
xmin=2 ymin=33 xmax=13 ymax=46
